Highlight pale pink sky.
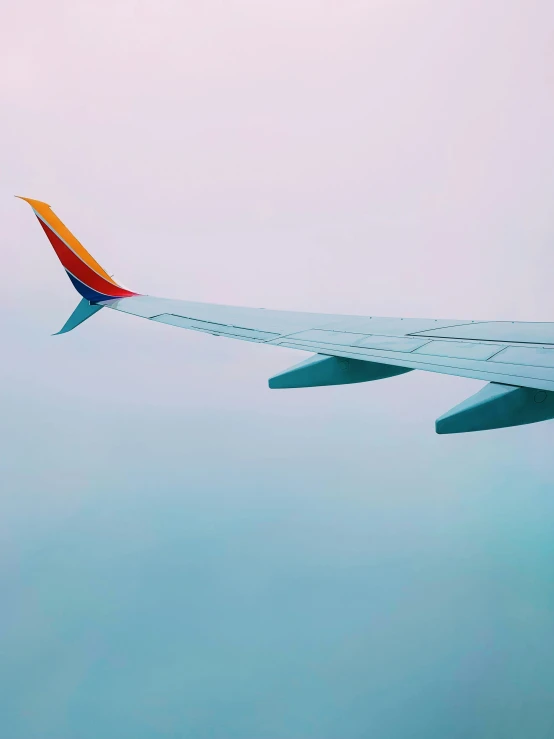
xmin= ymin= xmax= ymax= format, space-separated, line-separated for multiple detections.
xmin=3 ymin=0 xmax=554 ymax=322
xmin=3 ymin=0 xmax=554 ymax=444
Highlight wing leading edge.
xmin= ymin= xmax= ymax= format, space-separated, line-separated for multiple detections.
xmin=21 ymin=196 xmax=554 ymax=433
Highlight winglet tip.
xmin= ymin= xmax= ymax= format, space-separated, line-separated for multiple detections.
xmin=16 ymin=195 xmax=51 ymax=208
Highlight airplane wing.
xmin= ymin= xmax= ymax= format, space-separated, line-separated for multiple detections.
xmin=19 ymin=196 xmax=554 ymax=434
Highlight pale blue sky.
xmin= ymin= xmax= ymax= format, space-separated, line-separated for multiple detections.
xmin=2 ymin=1 xmax=554 ymax=737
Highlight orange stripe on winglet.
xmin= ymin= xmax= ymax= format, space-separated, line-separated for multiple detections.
xmin=16 ymin=196 xmax=122 ymax=288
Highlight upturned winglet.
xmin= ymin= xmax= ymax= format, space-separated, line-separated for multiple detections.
xmin=17 ymin=196 xmax=139 ymax=303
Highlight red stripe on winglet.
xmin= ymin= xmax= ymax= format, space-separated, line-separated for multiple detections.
xmin=36 ymin=217 xmax=138 ymax=298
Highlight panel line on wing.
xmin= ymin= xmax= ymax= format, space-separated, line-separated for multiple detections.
xmin=275 ymin=338 xmax=554 ymax=391
xmin=273 ymin=330 xmax=434 ymax=353
xmin=407 ymin=321 xmax=483 ymax=336
xmin=149 ymin=313 xmax=281 ymax=342
xmin=484 ymin=346 xmax=512 ymax=361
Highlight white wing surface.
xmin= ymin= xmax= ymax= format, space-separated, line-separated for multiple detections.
xmin=107 ymin=295 xmax=554 ymax=394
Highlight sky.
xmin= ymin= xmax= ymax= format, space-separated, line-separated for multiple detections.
xmin=2 ymin=1 xmax=554 ymax=737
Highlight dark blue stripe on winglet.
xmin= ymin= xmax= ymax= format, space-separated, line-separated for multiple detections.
xmin=65 ymin=270 xmax=119 ymax=303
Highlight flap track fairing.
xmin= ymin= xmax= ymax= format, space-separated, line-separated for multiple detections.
xmin=436 ymin=382 xmax=554 ymax=434
xmin=269 ymin=354 xmax=412 ymax=389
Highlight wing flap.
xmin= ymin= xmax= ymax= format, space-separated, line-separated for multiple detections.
xmin=411 ymin=321 xmax=554 ymax=344
xmin=272 ymin=338 xmax=554 ymax=392
xmin=489 ymin=346 xmax=554 ymax=369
